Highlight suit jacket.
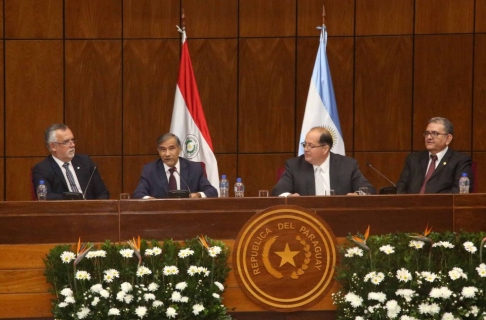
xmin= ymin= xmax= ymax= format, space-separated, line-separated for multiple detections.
xmin=32 ymin=154 xmax=110 ymax=200
xmin=132 ymin=157 xmax=218 ymax=199
xmin=271 ymin=153 xmax=375 ymax=196
xmin=397 ymin=148 xmax=473 ymax=194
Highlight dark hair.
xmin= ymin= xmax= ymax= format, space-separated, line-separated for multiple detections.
xmin=157 ymin=133 xmax=181 ymax=148
xmin=429 ymin=117 xmax=453 ymax=135
xmin=311 ymin=127 xmax=333 ymax=149
xmin=45 ymin=123 xmax=69 ymax=151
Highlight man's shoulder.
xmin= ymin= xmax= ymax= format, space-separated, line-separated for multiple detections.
xmin=143 ymin=159 xmax=161 ymax=170
xmin=330 ymin=152 xmax=357 ymax=164
xmin=33 ymin=156 xmax=53 ymax=170
xmin=447 ymin=148 xmax=471 ymax=160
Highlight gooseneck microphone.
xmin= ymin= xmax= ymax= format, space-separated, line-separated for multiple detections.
xmin=366 ymin=162 xmax=397 ymax=187
xmin=83 ymin=166 xmax=97 ymax=200
xmin=173 ymin=167 xmax=192 ymax=194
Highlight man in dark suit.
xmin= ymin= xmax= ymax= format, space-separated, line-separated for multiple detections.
xmin=32 ymin=124 xmax=109 ymax=200
xmin=397 ymin=117 xmax=473 ymax=194
xmin=272 ymin=127 xmax=375 ymax=196
xmin=133 ymin=133 xmax=218 ymax=199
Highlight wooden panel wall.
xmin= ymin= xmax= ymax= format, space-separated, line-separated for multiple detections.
xmin=1 ymin=0 xmax=486 ymax=200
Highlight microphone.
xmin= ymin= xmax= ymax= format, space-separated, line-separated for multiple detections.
xmin=83 ymin=166 xmax=97 ymax=200
xmin=366 ymin=162 xmax=396 ymax=187
xmin=170 ymin=167 xmax=192 ymax=198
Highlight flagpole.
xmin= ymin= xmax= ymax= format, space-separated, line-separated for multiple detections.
xmin=322 ymin=5 xmax=326 ymax=28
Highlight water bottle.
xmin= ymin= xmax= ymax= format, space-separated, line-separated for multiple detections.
xmin=234 ymin=178 xmax=245 ymax=197
xmin=459 ymin=173 xmax=470 ymax=194
xmin=37 ymin=180 xmax=47 ymax=200
xmin=220 ymin=175 xmax=229 ymax=197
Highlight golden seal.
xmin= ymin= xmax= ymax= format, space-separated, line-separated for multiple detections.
xmin=233 ymin=205 xmax=337 ymax=312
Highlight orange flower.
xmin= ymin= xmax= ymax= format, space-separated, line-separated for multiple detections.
xmin=351 ymin=225 xmax=370 ymax=251
xmin=199 ymin=235 xmax=210 ymax=250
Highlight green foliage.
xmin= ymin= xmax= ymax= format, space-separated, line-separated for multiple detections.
xmin=334 ymin=231 xmax=486 ymax=319
xmin=44 ymin=236 xmax=232 ymax=320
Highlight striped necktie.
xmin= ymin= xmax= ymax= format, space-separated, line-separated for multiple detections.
xmin=62 ymin=162 xmax=79 ymax=193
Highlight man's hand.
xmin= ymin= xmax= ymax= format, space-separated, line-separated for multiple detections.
xmin=288 ymin=193 xmax=300 ymax=197
xmin=346 ymin=192 xmax=359 ymax=196
xmin=190 ymin=192 xmax=202 ymax=199
xmin=143 ymin=196 xmax=156 ymax=199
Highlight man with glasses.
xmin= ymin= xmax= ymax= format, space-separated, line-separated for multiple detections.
xmin=32 ymin=123 xmax=109 ymax=200
xmin=272 ymin=127 xmax=375 ymax=196
xmin=397 ymin=117 xmax=473 ymax=194
xmin=132 ymin=133 xmax=217 ymax=199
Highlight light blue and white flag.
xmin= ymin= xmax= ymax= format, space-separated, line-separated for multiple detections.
xmin=298 ymin=26 xmax=344 ymax=156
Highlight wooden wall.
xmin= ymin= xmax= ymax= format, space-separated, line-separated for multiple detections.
xmin=1 ymin=0 xmax=486 ymax=200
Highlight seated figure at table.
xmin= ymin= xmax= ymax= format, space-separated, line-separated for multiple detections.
xmin=397 ymin=117 xmax=473 ymax=194
xmin=32 ymin=124 xmax=110 ymax=200
xmin=133 ymin=133 xmax=218 ymax=199
xmin=272 ymin=127 xmax=375 ymax=196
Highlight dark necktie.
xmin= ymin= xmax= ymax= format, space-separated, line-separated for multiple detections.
xmin=168 ymin=168 xmax=177 ymax=191
xmin=420 ymin=155 xmax=438 ymax=194
xmin=62 ymin=162 xmax=79 ymax=193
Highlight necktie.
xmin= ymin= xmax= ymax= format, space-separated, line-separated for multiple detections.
xmin=420 ymin=155 xmax=438 ymax=194
xmin=168 ymin=168 xmax=177 ymax=191
xmin=62 ymin=162 xmax=79 ymax=193
xmin=315 ymin=167 xmax=325 ymax=196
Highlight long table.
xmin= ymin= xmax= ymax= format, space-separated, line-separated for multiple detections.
xmin=0 ymin=194 xmax=484 ymax=319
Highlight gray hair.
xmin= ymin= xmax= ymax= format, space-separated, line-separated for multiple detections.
xmin=45 ymin=123 xmax=69 ymax=151
xmin=157 ymin=133 xmax=181 ymax=148
xmin=429 ymin=117 xmax=454 ymax=135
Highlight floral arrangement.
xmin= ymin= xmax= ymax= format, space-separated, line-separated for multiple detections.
xmin=333 ymin=226 xmax=486 ymax=320
xmin=44 ymin=236 xmax=232 ymax=319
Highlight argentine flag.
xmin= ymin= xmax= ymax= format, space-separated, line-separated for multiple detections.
xmin=298 ymin=26 xmax=344 ymax=156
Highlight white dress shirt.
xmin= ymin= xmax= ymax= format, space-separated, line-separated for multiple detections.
xmin=425 ymin=147 xmax=448 ymax=176
xmin=52 ymin=156 xmax=82 ymax=193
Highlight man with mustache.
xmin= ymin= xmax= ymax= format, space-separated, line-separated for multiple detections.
xmin=32 ymin=123 xmax=109 ymax=200
xmin=133 ymin=133 xmax=218 ymax=199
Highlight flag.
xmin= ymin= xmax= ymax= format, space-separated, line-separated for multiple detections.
xmin=298 ymin=26 xmax=344 ymax=156
xmin=170 ymin=29 xmax=220 ymax=193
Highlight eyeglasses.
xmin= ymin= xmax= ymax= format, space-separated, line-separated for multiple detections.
xmin=422 ymin=131 xmax=449 ymax=138
xmin=301 ymin=142 xmax=327 ymax=149
xmin=54 ymin=139 xmax=77 ymax=146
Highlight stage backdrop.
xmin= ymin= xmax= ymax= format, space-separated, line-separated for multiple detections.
xmin=0 ymin=0 xmax=485 ymax=200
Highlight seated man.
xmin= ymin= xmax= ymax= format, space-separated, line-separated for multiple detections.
xmin=397 ymin=117 xmax=473 ymax=193
xmin=272 ymin=127 xmax=375 ymax=196
xmin=32 ymin=124 xmax=110 ymax=200
xmin=133 ymin=133 xmax=218 ymax=199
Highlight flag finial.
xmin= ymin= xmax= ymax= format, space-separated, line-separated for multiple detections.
xmin=181 ymin=8 xmax=186 ymax=31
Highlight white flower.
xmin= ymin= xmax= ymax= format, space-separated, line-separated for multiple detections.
xmin=396 ymin=268 xmax=412 ymax=282
xmin=136 ymin=266 xmax=152 ymax=277
xmin=153 ymin=300 xmax=163 ymax=307
xmin=213 ymin=293 xmax=220 ymax=298
xmin=87 ymin=250 xmax=106 ymax=259
xmin=429 ymin=303 xmax=440 ymax=315
xmin=396 ymin=289 xmax=416 ymax=302
xmin=108 ymin=308 xmax=120 ymax=316
xmin=91 ymin=296 xmax=100 ymax=306
xmin=442 ymin=312 xmax=460 ymax=320
xmin=60 ymin=251 xmax=76 ymax=263
xmin=409 ymin=240 xmax=425 ymax=249
xmin=176 ymin=281 xmax=188 ymax=291
xmin=208 ymin=246 xmax=222 ymax=257
xmin=163 ymin=265 xmax=179 ymax=275
xmin=152 ymin=247 xmax=162 ymax=255
xmin=144 ymin=293 xmax=155 ymax=301
xmin=116 ymin=291 xmax=126 ymax=301
xmin=345 ymin=247 xmax=364 ymax=257
xmin=121 ymin=282 xmax=133 ymax=293
xmin=180 ymin=296 xmax=189 ymax=303
xmin=188 ymin=265 xmax=198 ymax=276
xmin=124 ymin=294 xmax=134 ymax=303
xmin=77 ymin=307 xmax=90 ymax=319
xmin=99 ymin=289 xmax=109 ymax=298
xmin=60 ymin=287 xmax=73 ymax=297
xmin=368 ymin=292 xmax=386 ymax=303
xmin=144 ymin=249 xmax=154 ymax=256
xmin=344 ymin=292 xmax=363 ymax=308
xmin=429 ymin=287 xmax=452 ymax=299
xmin=58 ymin=302 xmax=68 ymax=308
xmin=214 ymin=281 xmax=224 ymax=291
xmin=193 ymin=303 xmax=205 ymax=315
xmin=433 ymin=241 xmax=454 ymax=248
xmin=461 ymin=286 xmax=478 ymax=298
xmin=469 ymin=305 xmax=479 ymax=316
xmin=75 ymin=270 xmax=91 ymax=280
xmin=90 ymin=284 xmax=103 ymax=293
xmin=476 ymin=263 xmax=486 ymax=277
xmin=119 ymin=248 xmax=134 ymax=258
xmin=148 ymin=282 xmax=159 ymax=292
xmin=449 ymin=267 xmax=467 ymax=280
xmin=103 ymin=269 xmax=120 ymax=283
xmin=421 ymin=271 xmax=437 ymax=282
xmin=463 ymin=241 xmax=477 ymax=253
xmin=135 ymin=306 xmax=147 ymax=318
xmin=386 ymin=300 xmax=401 ymax=319
xmin=64 ymin=296 xmax=75 ymax=304
xmin=400 ymin=316 xmax=418 ymax=320
xmin=171 ymin=291 xmax=182 ymax=302
xmin=166 ymin=307 xmax=177 ymax=318
xmin=379 ymin=245 xmax=395 ymax=255
xmin=178 ymin=248 xmax=195 ymax=258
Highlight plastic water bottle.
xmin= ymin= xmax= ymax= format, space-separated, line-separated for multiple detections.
xmin=37 ymin=180 xmax=47 ymax=200
xmin=459 ymin=173 xmax=470 ymax=194
xmin=220 ymin=175 xmax=229 ymax=197
xmin=234 ymin=178 xmax=245 ymax=197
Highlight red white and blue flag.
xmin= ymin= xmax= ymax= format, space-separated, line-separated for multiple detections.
xmin=170 ymin=29 xmax=220 ymax=192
